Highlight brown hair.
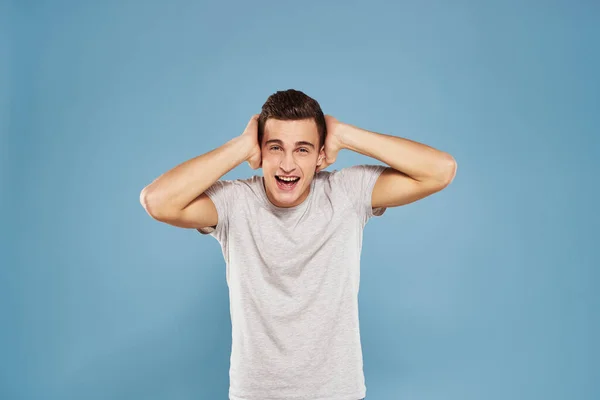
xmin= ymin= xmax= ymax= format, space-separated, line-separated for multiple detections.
xmin=258 ymin=89 xmax=327 ymax=149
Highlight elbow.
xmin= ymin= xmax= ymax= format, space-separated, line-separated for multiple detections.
xmin=140 ymin=187 xmax=160 ymax=218
xmin=445 ymin=155 xmax=457 ymax=185
xmin=140 ymin=187 xmax=152 ymax=213
xmin=140 ymin=187 xmax=179 ymax=222
xmin=435 ymin=154 xmax=457 ymax=187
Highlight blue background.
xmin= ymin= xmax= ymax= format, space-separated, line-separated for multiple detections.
xmin=2 ymin=0 xmax=599 ymax=399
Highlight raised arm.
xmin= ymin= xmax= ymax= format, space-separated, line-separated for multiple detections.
xmin=140 ymin=115 xmax=261 ymax=229
xmin=318 ymin=115 xmax=457 ymax=208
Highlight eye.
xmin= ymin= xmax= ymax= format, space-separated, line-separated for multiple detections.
xmin=299 ymin=148 xmax=309 ymax=153
xmin=270 ymin=146 xmax=281 ymax=151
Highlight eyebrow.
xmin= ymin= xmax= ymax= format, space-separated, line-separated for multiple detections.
xmin=264 ymin=139 xmax=315 ymax=150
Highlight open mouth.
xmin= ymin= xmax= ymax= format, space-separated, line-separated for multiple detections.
xmin=275 ymin=175 xmax=300 ymax=191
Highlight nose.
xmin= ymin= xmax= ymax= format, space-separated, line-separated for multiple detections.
xmin=280 ymin=151 xmax=297 ymax=172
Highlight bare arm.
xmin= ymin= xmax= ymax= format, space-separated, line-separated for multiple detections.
xmin=318 ymin=116 xmax=456 ymax=209
xmin=140 ymin=115 xmax=261 ymax=228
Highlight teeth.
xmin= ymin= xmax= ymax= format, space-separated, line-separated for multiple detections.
xmin=278 ymin=176 xmax=299 ymax=182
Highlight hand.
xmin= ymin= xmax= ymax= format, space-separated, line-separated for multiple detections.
xmin=316 ymin=115 xmax=345 ymax=173
xmin=241 ymin=114 xmax=262 ymax=170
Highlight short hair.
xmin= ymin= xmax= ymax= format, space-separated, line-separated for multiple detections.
xmin=258 ymin=89 xmax=327 ymax=149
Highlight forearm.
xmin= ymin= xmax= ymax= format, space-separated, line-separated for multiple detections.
xmin=141 ymin=135 xmax=251 ymax=215
xmin=339 ymin=124 xmax=456 ymax=182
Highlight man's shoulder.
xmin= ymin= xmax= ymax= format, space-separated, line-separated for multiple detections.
xmin=219 ymin=174 xmax=265 ymax=203
xmin=212 ymin=174 xmax=261 ymax=190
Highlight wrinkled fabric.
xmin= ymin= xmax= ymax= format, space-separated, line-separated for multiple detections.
xmin=199 ymin=164 xmax=387 ymax=400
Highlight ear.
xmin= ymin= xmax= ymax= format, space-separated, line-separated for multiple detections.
xmin=317 ymin=146 xmax=325 ymax=166
xmin=315 ymin=147 xmax=325 ymax=172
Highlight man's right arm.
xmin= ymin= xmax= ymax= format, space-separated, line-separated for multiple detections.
xmin=140 ymin=116 xmax=260 ymax=230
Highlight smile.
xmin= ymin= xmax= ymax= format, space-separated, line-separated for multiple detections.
xmin=275 ymin=176 xmax=300 ymax=190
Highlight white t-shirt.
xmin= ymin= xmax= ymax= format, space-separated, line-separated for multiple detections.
xmin=199 ymin=164 xmax=387 ymax=400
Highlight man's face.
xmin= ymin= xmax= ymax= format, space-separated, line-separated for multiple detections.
xmin=261 ymin=118 xmax=325 ymax=208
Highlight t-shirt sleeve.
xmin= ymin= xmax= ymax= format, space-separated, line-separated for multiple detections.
xmin=196 ymin=179 xmax=238 ymax=242
xmin=332 ymin=164 xmax=388 ymax=223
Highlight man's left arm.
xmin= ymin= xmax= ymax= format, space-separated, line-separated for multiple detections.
xmin=323 ymin=116 xmax=457 ymax=208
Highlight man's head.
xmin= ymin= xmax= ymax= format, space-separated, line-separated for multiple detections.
xmin=258 ymin=89 xmax=327 ymax=208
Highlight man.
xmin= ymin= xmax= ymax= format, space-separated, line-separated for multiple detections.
xmin=140 ymin=89 xmax=457 ymax=400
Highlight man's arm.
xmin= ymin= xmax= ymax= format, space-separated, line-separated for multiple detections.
xmin=140 ymin=115 xmax=260 ymax=229
xmin=328 ymin=117 xmax=457 ymax=208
